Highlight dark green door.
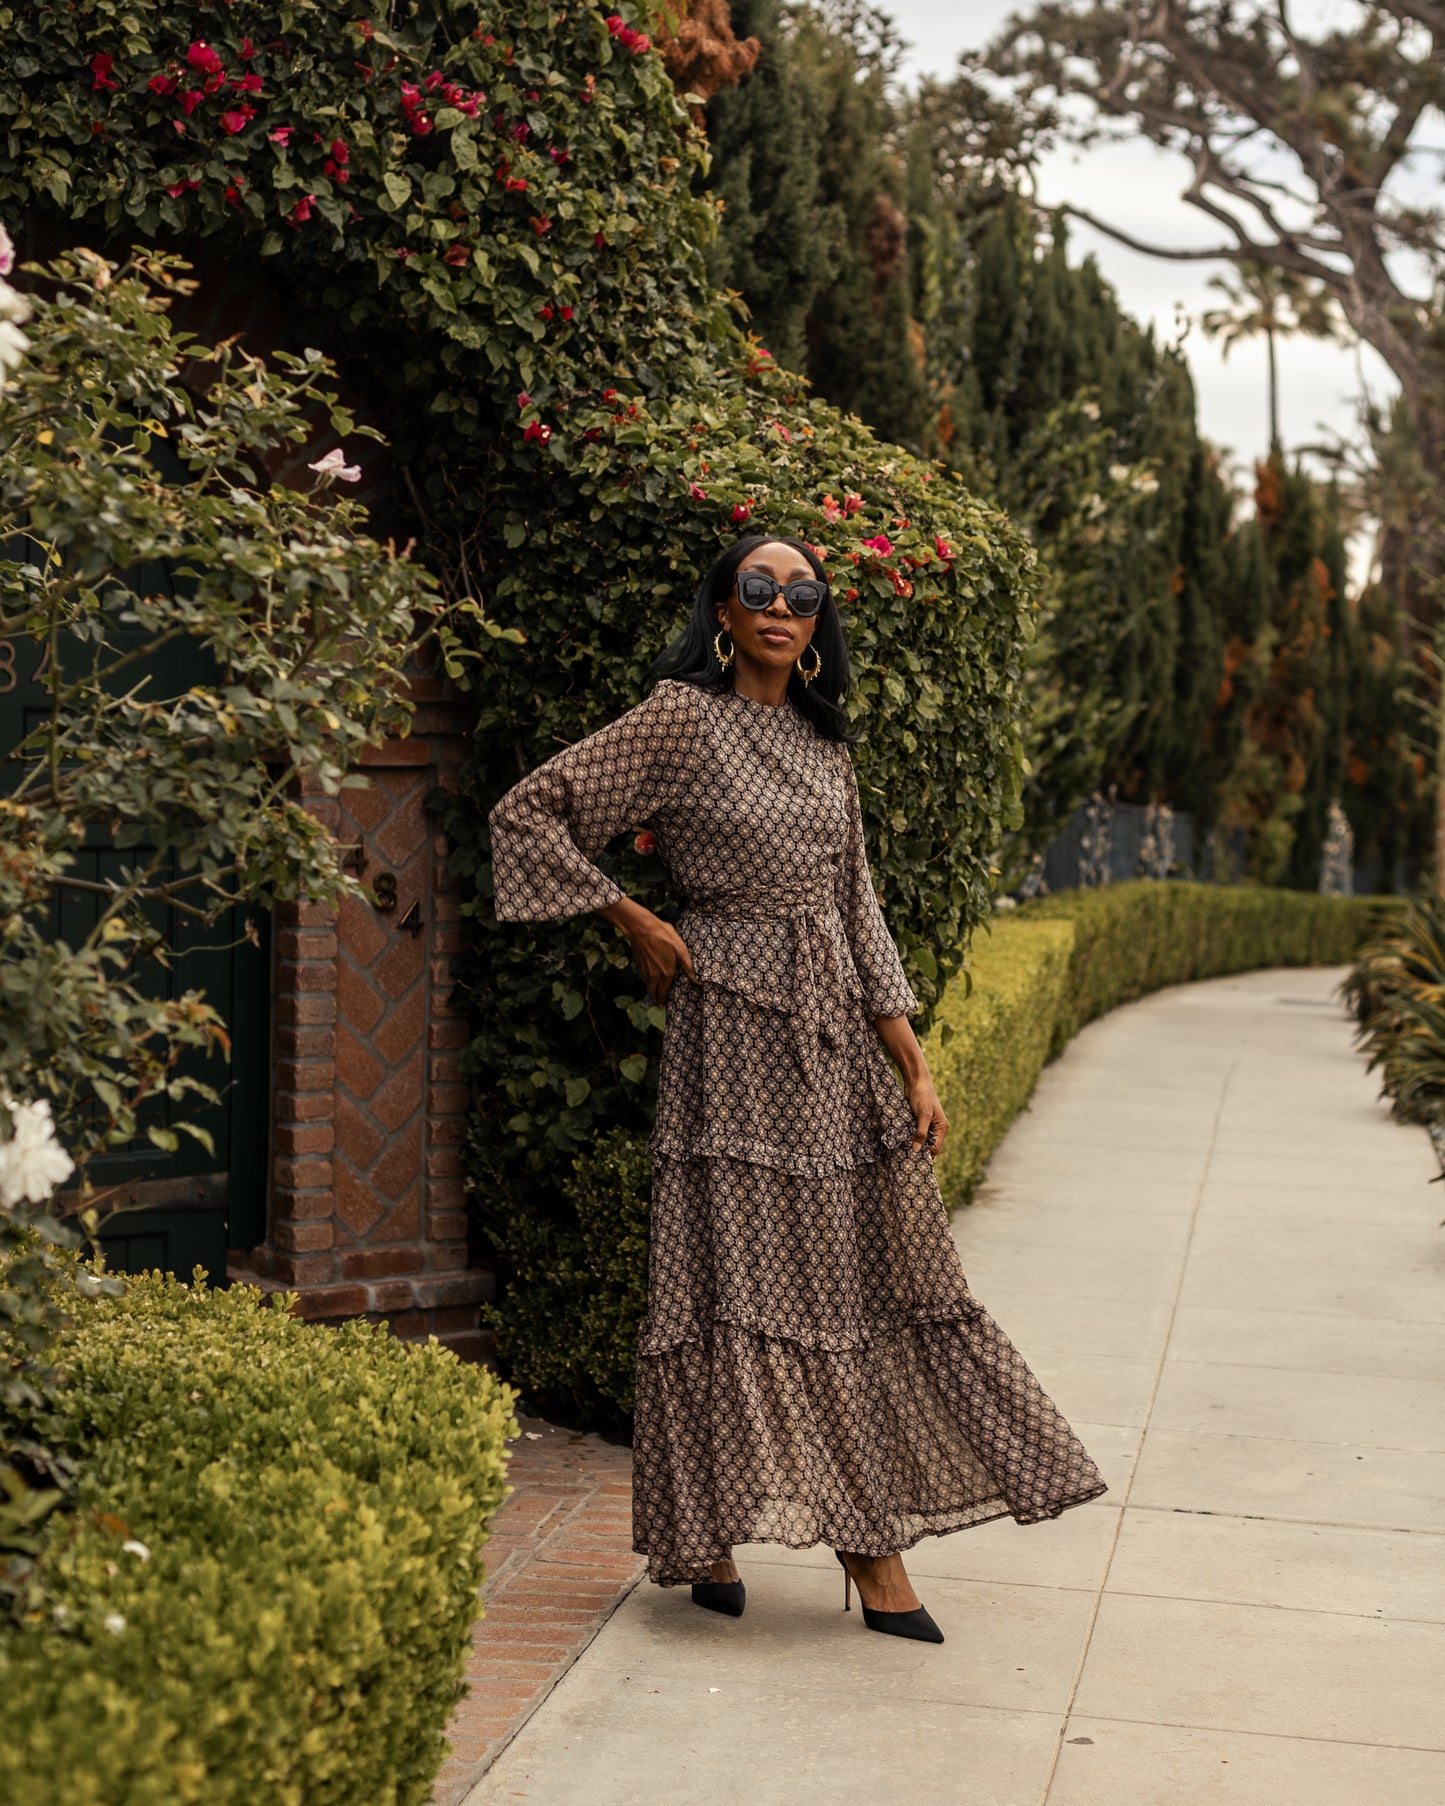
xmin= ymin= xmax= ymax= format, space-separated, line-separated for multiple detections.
xmin=0 ymin=566 xmax=270 ymax=1283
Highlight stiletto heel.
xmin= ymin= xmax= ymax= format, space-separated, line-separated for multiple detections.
xmin=690 ymin=1577 xmax=746 ymax=1618
xmin=833 ymin=1550 xmax=944 ymax=1645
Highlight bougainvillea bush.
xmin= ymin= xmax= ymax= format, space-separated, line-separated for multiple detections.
xmin=0 ymin=0 xmax=1036 ymax=1418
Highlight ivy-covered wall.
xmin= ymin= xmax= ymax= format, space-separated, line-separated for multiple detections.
xmin=2 ymin=0 xmax=1036 ymax=1416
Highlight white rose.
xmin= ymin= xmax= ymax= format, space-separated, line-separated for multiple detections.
xmin=0 ymin=1095 xmax=76 ymax=1207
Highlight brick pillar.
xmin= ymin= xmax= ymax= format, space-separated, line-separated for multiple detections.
xmin=237 ymin=674 xmax=492 ymax=1359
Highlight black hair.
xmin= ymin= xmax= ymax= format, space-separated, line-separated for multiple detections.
xmin=650 ymin=534 xmax=858 ymax=743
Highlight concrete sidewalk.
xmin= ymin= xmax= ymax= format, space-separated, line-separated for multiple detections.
xmin=464 ymin=967 xmax=1445 ymax=1805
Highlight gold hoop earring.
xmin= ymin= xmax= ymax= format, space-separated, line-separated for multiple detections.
xmin=796 ymin=645 xmax=822 ymax=687
xmin=713 ymin=629 xmax=735 ymax=671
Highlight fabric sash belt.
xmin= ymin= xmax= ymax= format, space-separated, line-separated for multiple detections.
xmin=681 ymin=883 xmax=854 ymax=1081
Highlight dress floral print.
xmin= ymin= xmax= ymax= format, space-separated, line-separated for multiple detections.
xmin=490 ymin=680 xmax=1106 ymax=1586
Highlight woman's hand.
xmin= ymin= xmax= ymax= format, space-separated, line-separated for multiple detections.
xmin=874 ymin=1014 xmax=950 ymax=1157
xmin=905 ymin=1074 xmax=949 ymax=1156
xmin=598 ymin=896 xmax=697 ymax=1006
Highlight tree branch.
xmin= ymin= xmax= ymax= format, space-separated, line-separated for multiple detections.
xmin=1059 ymin=201 xmax=1345 ymax=286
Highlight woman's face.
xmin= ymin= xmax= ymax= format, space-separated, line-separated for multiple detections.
xmin=715 ymin=541 xmax=820 ymax=675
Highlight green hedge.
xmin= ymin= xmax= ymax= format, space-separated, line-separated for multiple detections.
xmin=925 ymin=881 xmax=1391 ymax=1200
xmin=0 ymin=1276 xmax=516 ymax=1806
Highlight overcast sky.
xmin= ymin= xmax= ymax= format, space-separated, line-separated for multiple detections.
xmin=884 ymin=0 xmax=1405 ymax=490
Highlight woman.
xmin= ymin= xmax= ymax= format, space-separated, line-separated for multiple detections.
xmin=489 ymin=534 xmax=1106 ymax=1643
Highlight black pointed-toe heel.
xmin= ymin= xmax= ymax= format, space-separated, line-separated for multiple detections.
xmin=690 ymin=1578 xmax=746 ymax=1618
xmin=834 ymin=1550 xmax=944 ymax=1644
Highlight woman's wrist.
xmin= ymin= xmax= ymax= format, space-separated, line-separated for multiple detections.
xmin=598 ymin=895 xmax=648 ymax=937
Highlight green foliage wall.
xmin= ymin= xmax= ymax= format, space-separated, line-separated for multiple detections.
xmin=0 ymin=1276 xmax=515 ymax=1805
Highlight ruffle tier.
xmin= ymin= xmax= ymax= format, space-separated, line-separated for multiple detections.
xmin=632 ymin=1146 xmax=1108 ymax=1588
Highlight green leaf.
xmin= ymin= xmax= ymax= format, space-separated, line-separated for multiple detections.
xmin=618 ymin=1055 xmax=648 ymax=1084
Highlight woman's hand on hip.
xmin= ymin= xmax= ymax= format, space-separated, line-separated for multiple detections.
xmin=597 ymin=896 xmax=697 ymax=1006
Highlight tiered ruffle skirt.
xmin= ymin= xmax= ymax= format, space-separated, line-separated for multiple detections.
xmin=632 ymin=966 xmax=1108 ymax=1587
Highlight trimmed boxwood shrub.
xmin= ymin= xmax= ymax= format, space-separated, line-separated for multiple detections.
xmin=0 ymin=1276 xmax=516 ymax=1806
xmin=1026 ymin=880 xmax=1390 ymax=1056
xmin=924 ymin=917 xmax=1076 ymax=1208
xmin=924 ymin=881 xmax=1392 ymax=1202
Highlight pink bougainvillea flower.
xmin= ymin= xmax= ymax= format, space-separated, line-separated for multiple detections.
xmin=529 ymin=214 xmax=552 ymax=235
xmin=231 ymin=72 xmax=264 ymax=93
xmin=268 ymin=126 xmax=293 ymax=146
xmin=510 ymin=121 xmax=529 ymax=140
xmin=356 ymin=20 xmax=375 ymax=39
xmin=549 ymin=146 xmax=568 ymax=163
xmin=688 ymin=482 xmax=707 ymax=501
xmin=822 ymin=495 xmax=841 ymax=524
xmin=560 ymin=305 xmax=574 ymax=321
xmin=411 ymin=112 xmax=433 ymax=135
xmin=223 ymin=182 xmax=245 ymax=208
xmin=394 ymin=246 xmax=416 ymax=260
xmin=165 ymin=179 xmax=200 ymax=198
xmin=602 ymin=388 xmax=620 ymax=402
xmin=539 ymin=303 xmax=554 ymax=321
xmin=148 ymin=72 xmax=179 ymax=96
xmin=239 ymin=36 xmax=255 ymax=59
xmin=861 ymin=534 xmax=894 ymax=556
xmin=444 ymin=243 xmax=470 ymax=267
xmin=594 ymin=230 xmax=606 ymax=247
xmin=844 ymin=586 xmax=859 ymax=601
xmin=179 ymin=89 xmax=204 ymax=115
xmin=308 ymin=447 xmax=362 ymax=482
xmin=887 ymin=570 xmax=914 ymax=598
xmin=0 ymin=226 xmax=14 ymax=278
xmin=423 ymin=71 xmax=446 ymax=92
xmin=731 ymin=502 xmax=752 ymax=525
xmin=187 ymin=41 xmax=224 ymax=76
xmin=290 ymin=192 xmax=316 ymax=223
xmin=504 ymin=176 xmax=528 ymax=193
xmin=90 ymin=52 xmax=118 ymax=91
xmin=633 ymin=830 xmax=656 ymax=855
xmin=842 ymin=492 xmax=863 ymax=516
xmin=220 ymin=108 xmax=253 ymax=134
xmin=522 ymin=420 xmax=552 ymax=445
xmin=172 ymin=119 xmax=187 ymax=134
xmin=525 ymin=88 xmax=541 ymax=101
xmin=934 ymin=534 xmax=954 ymax=561
xmin=400 ymin=80 xmax=421 ymax=109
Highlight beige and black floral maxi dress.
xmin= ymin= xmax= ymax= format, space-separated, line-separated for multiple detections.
xmin=490 ymin=679 xmax=1106 ymax=1586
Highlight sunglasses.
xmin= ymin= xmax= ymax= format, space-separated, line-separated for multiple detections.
xmin=736 ymin=571 xmax=828 ymax=618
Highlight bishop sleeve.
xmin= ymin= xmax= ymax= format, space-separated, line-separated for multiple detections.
xmin=489 ymin=680 xmax=703 ymax=923
xmin=834 ymin=748 xmax=920 ymax=1020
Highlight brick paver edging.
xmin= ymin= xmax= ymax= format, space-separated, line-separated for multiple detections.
xmin=429 ymin=1417 xmax=643 ymax=1805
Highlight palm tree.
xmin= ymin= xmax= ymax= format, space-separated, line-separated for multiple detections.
xmin=1200 ymin=262 xmax=1340 ymax=448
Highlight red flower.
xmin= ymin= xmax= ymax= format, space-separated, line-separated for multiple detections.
xmin=529 ymin=215 xmax=552 ymax=236
xmin=822 ymin=495 xmax=841 ymax=524
xmin=166 ymin=179 xmax=199 ymax=198
xmin=887 ymin=570 xmax=914 ymax=598
xmin=504 ymin=175 xmax=528 ymax=193
xmin=594 ymin=230 xmax=606 ymax=248
xmin=394 ymin=246 xmax=416 ymax=260
xmin=560 ymin=305 xmax=574 ymax=321
xmin=356 ymin=20 xmax=374 ymax=38
xmin=688 ymin=482 xmax=707 ymax=501
xmin=517 ymin=392 xmax=532 ymax=408
xmin=423 ymin=71 xmax=446 ymax=92
xmin=90 ymin=52 xmax=118 ymax=91
xmin=842 ymin=492 xmax=863 ymax=516
xmin=268 ymin=126 xmax=293 ymax=145
xmin=444 ymin=244 xmax=471 ymax=266
xmin=187 ymin=41 xmax=224 ymax=76
xmin=934 ymin=534 xmax=954 ymax=562
xmin=148 ymin=72 xmax=178 ymax=96
xmin=845 ymin=587 xmax=858 ymax=601
xmin=239 ymin=36 xmax=256 ymax=58
xmin=411 ymin=111 xmax=433 ymax=135
xmin=510 ymin=121 xmax=530 ymax=140
xmin=522 ymin=420 xmax=552 ymax=445
xmin=220 ymin=108 xmax=253 ymax=134
xmin=290 ymin=193 xmax=315 ymax=223
xmin=731 ymin=502 xmax=752 ymax=525
xmin=861 ymin=534 xmax=894 ymax=556
xmin=400 ymin=79 xmax=421 ymax=110
xmin=633 ymin=831 xmax=656 ymax=855
xmin=223 ymin=181 xmax=245 ymax=208
xmin=539 ymin=303 xmax=554 ymax=321
xmin=232 ymin=72 xmax=264 ymax=93
xmin=179 ymin=89 xmax=204 ymax=115
xmin=172 ymin=119 xmax=187 ymax=134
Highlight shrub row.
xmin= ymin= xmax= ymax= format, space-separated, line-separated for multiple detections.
xmin=925 ymin=881 xmax=1392 ymax=1201
xmin=0 ymin=1276 xmax=516 ymax=1806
